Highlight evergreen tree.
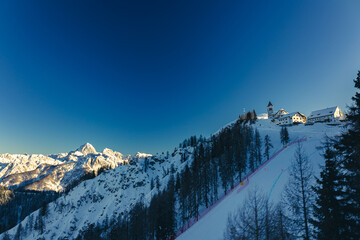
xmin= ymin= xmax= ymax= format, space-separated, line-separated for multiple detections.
xmin=179 ymin=165 xmax=192 ymax=224
xmin=280 ymin=127 xmax=290 ymax=145
xmin=2 ymin=232 xmax=11 ymax=240
xmin=264 ymin=134 xmax=273 ymax=160
xmin=312 ymin=143 xmax=344 ymax=240
xmin=334 ymin=70 xmax=360 ymax=239
xmin=129 ymin=201 xmax=146 ymax=240
xmin=252 ymin=109 xmax=258 ymax=121
xmin=246 ymin=111 xmax=252 ymax=123
xmin=150 ymin=178 xmax=154 ymax=190
xmin=283 ymin=127 xmax=289 ymax=144
xmin=249 ymin=141 xmax=256 ymax=172
xmin=40 ymin=202 xmax=47 ymax=217
xmin=255 ymin=129 xmax=262 ymax=166
xmin=14 ymin=223 xmax=22 ymax=240
xmin=201 ymin=148 xmax=211 ymax=207
xmin=155 ymin=176 xmax=161 ymax=189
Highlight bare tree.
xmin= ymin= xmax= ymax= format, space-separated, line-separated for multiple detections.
xmin=224 ymin=188 xmax=270 ymax=240
xmin=284 ymin=143 xmax=313 ymax=240
xmin=273 ymin=203 xmax=292 ymax=240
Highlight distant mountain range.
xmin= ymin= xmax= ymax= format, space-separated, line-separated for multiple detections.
xmin=0 ymin=143 xmax=137 ymax=192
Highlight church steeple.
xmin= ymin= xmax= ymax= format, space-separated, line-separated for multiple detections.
xmin=267 ymin=101 xmax=274 ymax=118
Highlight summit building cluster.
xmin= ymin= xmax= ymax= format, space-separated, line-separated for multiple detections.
xmin=266 ymin=101 xmax=345 ymax=126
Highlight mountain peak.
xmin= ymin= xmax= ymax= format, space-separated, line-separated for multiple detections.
xmin=76 ymin=143 xmax=97 ymax=155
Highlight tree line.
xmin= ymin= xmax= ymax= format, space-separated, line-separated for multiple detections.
xmin=75 ymin=112 xmax=279 ymax=240
xmin=224 ymin=70 xmax=360 ymax=240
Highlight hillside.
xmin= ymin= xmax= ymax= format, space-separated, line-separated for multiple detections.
xmin=177 ymin=120 xmax=345 ymax=239
xmin=0 ymin=119 xmax=346 ymax=240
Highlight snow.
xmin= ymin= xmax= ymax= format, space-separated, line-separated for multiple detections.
xmin=0 ymin=143 xmax=130 ymax=191
xmin=0 ymin=119 xmax=347 ymax=240
xmin=0 ymin=145 xmax=194 ymax=240
xmin=177 ymin=120 xmax=345 ymax=240
xmin=257 ymin=113 xmax=268 ymax=119
xmin=308 ymin=106 xmax=338 ymax=118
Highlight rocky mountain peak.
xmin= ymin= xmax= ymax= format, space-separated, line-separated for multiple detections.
xmin=76 ymin=143 xmax=97 ymax=155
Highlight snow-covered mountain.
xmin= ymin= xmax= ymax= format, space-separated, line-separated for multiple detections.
xmin=1 ymin=144 xmax=193 ymax=239
xmin=0 ymin=143 xmax=130 ymax=192
xmin=0 ymin=120 xmax=347 ymax=240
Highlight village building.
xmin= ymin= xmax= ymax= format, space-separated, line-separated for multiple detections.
xmin=273 ymin=109 xmax=288 ymax=119
xmin=276 ymin=112 xmax=307 ymax=126
xmin=307 ymin=106 xmax=344 ymax=123
xmin=267 ymin=101 xmax=288 ymax=119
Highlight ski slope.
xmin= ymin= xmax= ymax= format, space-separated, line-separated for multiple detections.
xmin=177 ymin=120 xmax=345 ymax=240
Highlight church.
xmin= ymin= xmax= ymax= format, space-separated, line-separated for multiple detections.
xmin=267 ymin=101 xmax=307 ymax=125
xmin=267 ymin=101 xmax=288 ymax=120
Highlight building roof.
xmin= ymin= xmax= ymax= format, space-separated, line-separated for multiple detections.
xmin=278 ymin=112 xmax=306 ymax=120
xmin=274 ymin=109 xmax=288 ymax=115
xmin=308 ymin=106 xmax=339 ymax=119
xmin=267 ymin=101 xmax=273 ymax=107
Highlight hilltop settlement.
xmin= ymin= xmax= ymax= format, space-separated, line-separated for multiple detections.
xmin=265 ymin=101 xmax=345 ymax=126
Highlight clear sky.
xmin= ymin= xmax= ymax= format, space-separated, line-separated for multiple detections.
xmin=0 ymin=0 xmax=360 ymax=155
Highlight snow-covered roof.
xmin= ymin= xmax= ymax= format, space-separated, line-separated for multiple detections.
xmin=308 ymin=106 xmax=339 ymax=119
xmin=274 ymin=109 xmax=288 ymax=115
xmin=278 ymin=112 xmax=306 ymax=120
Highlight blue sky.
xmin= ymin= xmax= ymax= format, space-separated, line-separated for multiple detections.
xmin=0 ymin=0 xmax=360 ymax=155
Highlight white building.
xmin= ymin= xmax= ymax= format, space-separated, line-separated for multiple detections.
xmin=273 ymin=109 xmax=288 ymax=119
xmin=307 ymin=106 xmax=344 ymax=123
xmin=276 ymin=112 xmax=307 ymax=126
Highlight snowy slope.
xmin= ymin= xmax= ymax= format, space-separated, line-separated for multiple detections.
xmin=177 ymin=120 xmax=345 ymax=240
xmin=0 ymin=146 xmax=194 ymax=240
xmin=0 ymin=143 xmax=130 ymax=192
xmin=0 ymin=120 xmax=346 ymax=240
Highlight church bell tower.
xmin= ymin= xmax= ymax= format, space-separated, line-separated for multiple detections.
xmin=267 ymin=101 xmax=274 ymax=118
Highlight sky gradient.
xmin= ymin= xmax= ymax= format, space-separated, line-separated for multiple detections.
xmin=1 ymin=0 xmax=360 ymax=155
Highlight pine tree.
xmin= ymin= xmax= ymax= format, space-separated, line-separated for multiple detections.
xmin=264 ymin=134 xmax=273 ymax=160
xmin=40 ymin=202 xmax=47 ymax=217
xmin=283 ymin=127 xmax=289 ymax=144
xmin=280 ymin=127 xmax=290 ymax=146
xmin=2 ymin=232 xmax=11 ymax=240
xmin=201 ymin=148 xmax=211 ymax=208
xmin=312 ymin=143 xmax=344 ymax=240
xmin=252 ymin=109 xmax=258 ymax=121
xmin=255 ymin=129 xmax=262 ymax=166
xmin=14 ymin=223 xmax=22 ymax=240
xmin=155 ymin=176 xmax=161 ymax=189
xmin=334 ymin=70 xmax=360 ymax=239
xmin=280 ymin=127 xmax=285 ymax=145
xmin=150 ymin=178 xmax=154 ymax=190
